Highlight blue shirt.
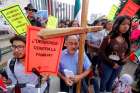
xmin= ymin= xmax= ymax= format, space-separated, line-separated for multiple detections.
xmin=59 ymin=49 xmax=91 ymax=75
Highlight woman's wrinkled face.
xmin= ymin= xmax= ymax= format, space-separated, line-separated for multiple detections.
xmin=119 ymin=18 xmax=130 ymax=33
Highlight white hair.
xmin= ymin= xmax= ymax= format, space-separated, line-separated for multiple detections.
xmin=65 ymin=35 xmax=79 ymax=41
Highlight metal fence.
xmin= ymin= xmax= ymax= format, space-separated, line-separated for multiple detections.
xmin=30 ymin=0 xmax=75 ymax=21
xmin=31 ymin=0 xmax=48 ymax=10
xmin=51 ymin=0 xmax=75 ymax=21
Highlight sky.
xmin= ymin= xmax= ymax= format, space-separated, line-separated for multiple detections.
xmin=88 ymin=0 xmax=120 ymax=15
xmin=57 ymin=0 xmax=120 ymax=15
xmin=87 ymin=0 xmax=120 ymax=23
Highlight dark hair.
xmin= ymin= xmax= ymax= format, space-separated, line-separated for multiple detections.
xmin=91 ymin=20 xmax=101 ymax=26
xmin=103 ymin=20 xmax=112 ymax=29
xmin=110 ymin=15 xmax=132 ymax=54
xmin=10 ymin=35 xmax=26 ymax=44
xmin=69 ymin=20 xmax=80 ymax=27
xmin=100 ymin=19 xmax=108 ymax=27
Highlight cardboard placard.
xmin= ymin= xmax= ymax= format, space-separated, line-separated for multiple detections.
xmin=46 ymin=16 xmax=58 ymax=28
xmin=107 ymin=4 xmax=118 ymax=21
xmin=26 ymin=26 xmax=64 ymax=75
xmin=119 ymin=0 xmax=140 ymax=17
xmin=0 ymin=4 xmax=30 ymax=35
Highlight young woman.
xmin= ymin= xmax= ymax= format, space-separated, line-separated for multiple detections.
xmin=99 ymin=15 xmax=131 ymax=92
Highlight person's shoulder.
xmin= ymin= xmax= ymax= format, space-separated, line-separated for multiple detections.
xmin=61 ymin=49 xmax=68 ymax=56
xmin=87 ymin=32 xmax=93 ymax=36
xmin=100 ymin=29 xmax=107 ymax=34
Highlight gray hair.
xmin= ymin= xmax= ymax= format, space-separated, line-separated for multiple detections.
xmin=65 ymin=35 xmax=79 ymax=41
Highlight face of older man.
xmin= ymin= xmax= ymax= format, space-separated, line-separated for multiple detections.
xmin=65 ymin=35 xmax=79 ymax=55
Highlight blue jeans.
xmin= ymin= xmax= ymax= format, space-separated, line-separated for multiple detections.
xmin=100 ymin=63 xmax=122 ymax=92
xmin=92 ymin=77 xmax=100 ymax=93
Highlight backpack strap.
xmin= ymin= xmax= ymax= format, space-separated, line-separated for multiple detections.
xmin=9 ymin=58 xmax=16 ymax=75
xmin=9 ymin=58 xmax=19 ymax=84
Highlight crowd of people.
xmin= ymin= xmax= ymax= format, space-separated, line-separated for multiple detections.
xmin=0 ymin=3 xmax=140 ymax=93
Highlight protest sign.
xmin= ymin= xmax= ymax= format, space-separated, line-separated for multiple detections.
xmin=119 ymin=0 xmax=140 ymax=17
xmin=0 ymin=4 xmax=30 ymax=35
xmin=46 ymin=16 xmax=58 ymax=28
xmin=107 ymin=4 xmax=118 ymax=21
xmin=26 ymin=26 xmax=64 ymax=75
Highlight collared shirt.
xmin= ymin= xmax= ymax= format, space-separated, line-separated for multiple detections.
xmin=59 ymin=49 xmax=91 ymax=75
xmin=6 ymin=58 xmax=47 ymax=93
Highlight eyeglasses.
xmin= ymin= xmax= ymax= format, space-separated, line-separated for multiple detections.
xmin=11 ymin=45 xmax=25 ymax=50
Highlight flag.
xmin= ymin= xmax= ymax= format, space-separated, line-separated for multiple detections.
xmin=129 ymin=49 xmax=140 ymax=63
xmin=129 ymin=52 xmax=135 ymax=62
xmin=135 ymin=49 xmax=140 ymax=62
xmin=74 ymin=0 xmax=81 ymax=24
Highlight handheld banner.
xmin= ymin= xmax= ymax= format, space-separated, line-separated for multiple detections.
xmin=26 ymin=26 xmax=64 ymax=75
xmin=0 ymin=4 xmax=30 ymax=35
xmin=119 ymin=0 xmax=140 ymax=17
xmin=46 ymin=16 xmax=58 ymax=28
xmin=107 ymin=4 xmax=118 ymax=21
